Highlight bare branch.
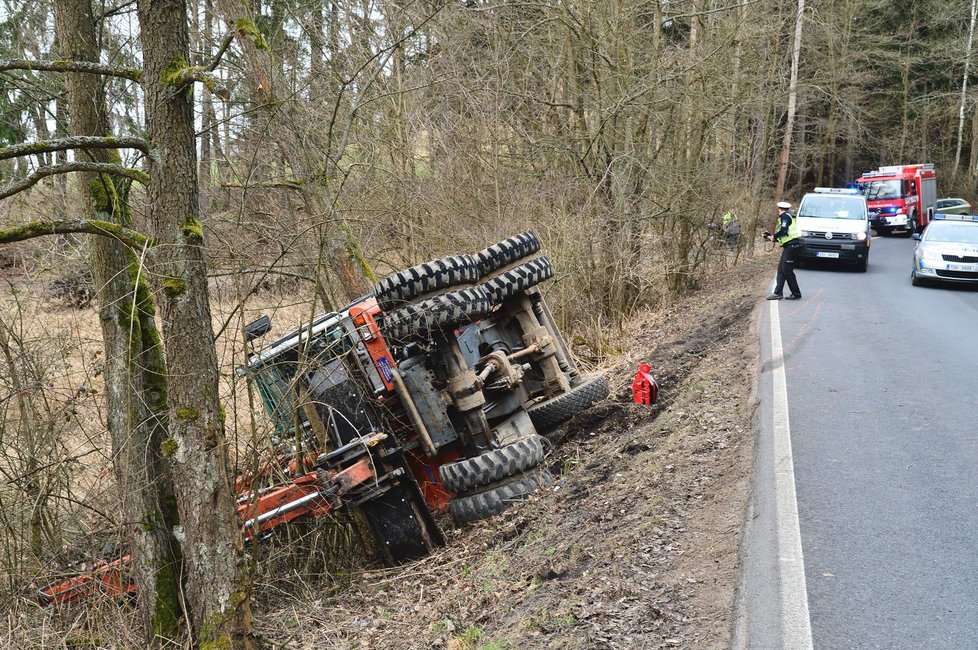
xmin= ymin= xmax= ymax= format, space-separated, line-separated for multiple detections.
xmin=204 ymin=30 xmax=236 ymax=72
xmin=0 ymin=162 xmax=149 ymax=200
xmin=0 ymin=136 xmax=152 ymax=161
xmin=0 ymin=219 xmax=151 ymax=249
xmin=0 ymin=59 xmax=142 ymax=83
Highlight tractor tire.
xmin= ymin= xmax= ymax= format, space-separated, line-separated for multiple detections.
xmin=481 ymin=256 xmax=554 ymax=305
xmin=475 ymin=231 xmax=541 ymax=277
xmin=448 ymin=468 xmax=554 ymax=526
xmin=374 ymin=255 xmax=480 ymax=312
xmin=381 ymin=286 xmax=491 ymax=343
xmin=526 ymin=375 xmax=610 ymax=432
xmin=439 ymin=434 xmax=545 ymax=494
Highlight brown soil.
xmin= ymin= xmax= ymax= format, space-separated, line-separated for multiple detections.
xmin=255 ymin=255 xmax=773 ymax=650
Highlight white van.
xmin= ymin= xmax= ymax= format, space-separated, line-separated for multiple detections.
xmin=794 ymin=187 xmax=872 ymax=272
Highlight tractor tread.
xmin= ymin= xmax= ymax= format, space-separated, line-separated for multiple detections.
xmin=374 ymin=255 xmax=480 ymax=312
xmin=475 ymin=231 xmax=541 ymax=276
xmin=439 ymin=435 xmax=545 ymax=493
xmin=381 ymin=286 xmax=491 ymax=343
xmin=448 ymin=468 xmax=554 ymax=526
xmin=526 ymin=375 xmax=610 ymax=432
xmin=481 ymin=256 xmax=554 ymax=305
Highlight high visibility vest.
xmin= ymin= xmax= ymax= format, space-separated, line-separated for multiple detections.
xmin=722 ymin=212 xmax=732 ymax=225
xmin=776 ymin=212 xmax=801 ymax=246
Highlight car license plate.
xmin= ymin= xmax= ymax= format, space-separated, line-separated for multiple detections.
xmin=817 ymin=252 xmax=839 ymax=258
xmin=946 ymin=263 xmax=968 ymax=271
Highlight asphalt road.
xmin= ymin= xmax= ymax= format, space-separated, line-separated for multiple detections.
xmin=736 ymin=235 xmax=978 ymax=649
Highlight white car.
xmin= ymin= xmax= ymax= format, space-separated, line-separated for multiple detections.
xmin=911 ymin=214 xmax=978 ymax=286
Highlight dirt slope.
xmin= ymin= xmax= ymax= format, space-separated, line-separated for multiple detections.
xmin=256 ymin=256 xmax=772 ymax=650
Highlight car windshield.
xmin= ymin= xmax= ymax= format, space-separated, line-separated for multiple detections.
xmin=858 ymin=180 xmax=903 ymax=200
xmin=923 ymin=222 xmax=978 ymax=244
xmin=798 ymin=195 xmax=866 ymax=220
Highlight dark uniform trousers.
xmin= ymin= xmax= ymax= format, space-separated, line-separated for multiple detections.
xmin=774 ymin=242 xmax=802 ymax=296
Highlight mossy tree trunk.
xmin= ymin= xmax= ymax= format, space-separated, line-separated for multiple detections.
xmin=135 ymin=0 xmax=255 ymax=647
xmin=53 ymin=0 xmax=183 ymax=644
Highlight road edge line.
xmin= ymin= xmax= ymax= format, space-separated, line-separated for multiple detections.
xmin=769 ymin=299 xmax=814 ymax=648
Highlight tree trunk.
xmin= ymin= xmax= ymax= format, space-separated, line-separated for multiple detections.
xmin=775 ymin=0 xmax=806 ymax=202
xmin=954 ymin=0 xmax=978 ymax=174
xmin=53 ymin=0 xmax=183 ymax=644
xmin=135 ymin=0 xmax=255 ymax=647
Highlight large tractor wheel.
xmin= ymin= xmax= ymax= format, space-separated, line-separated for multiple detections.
xmin=526 ymin=375 xmax=610 ymax=432
xmin=381 ymin=286 xmax=491 ymax=343
xmin=374 ymin=255 xmax=480 ymax=312
xmin=439 ymin=435 xmax=545 ymax=494
xmin=448 ymin=468 xmax=554 ymax=526
xmin=475 ymin=231 xmax=541 ymax=276
xmin=481 ymin=257 xmax=554 ymax=305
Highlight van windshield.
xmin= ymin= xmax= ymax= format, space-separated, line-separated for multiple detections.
xmin=798 ymin=196 xmax=866 ymax=220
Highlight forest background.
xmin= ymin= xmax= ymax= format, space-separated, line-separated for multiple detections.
xmin=1 ymin=0 xmax=976 ymax=647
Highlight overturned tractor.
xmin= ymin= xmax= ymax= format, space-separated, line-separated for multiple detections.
xmin=40 ymin=231 xmax=608 ymax=604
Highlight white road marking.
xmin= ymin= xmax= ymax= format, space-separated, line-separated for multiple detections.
xmin=769 ymin=299 xmax=814 ymax=648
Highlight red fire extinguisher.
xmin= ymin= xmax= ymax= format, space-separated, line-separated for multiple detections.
xmin=632 ymin=363 xmax=658 ymax=406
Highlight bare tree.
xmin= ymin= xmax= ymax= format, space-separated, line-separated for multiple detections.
xmin=52 ymin=0 xmax=182 ymax=643
xmin=955 ymin=0 xmax=978 ymax=174
xmin=775 ymin=0 xmax=806 ymax=202
xmin=136 ymin=0 xmax=255 ymax=646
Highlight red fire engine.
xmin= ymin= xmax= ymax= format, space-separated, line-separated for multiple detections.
xmin=855 ymin=164 xmax=937 ymax=236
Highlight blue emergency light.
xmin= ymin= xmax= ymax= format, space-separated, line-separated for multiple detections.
xmin=931 ymin=213 xmax=978 ymax=221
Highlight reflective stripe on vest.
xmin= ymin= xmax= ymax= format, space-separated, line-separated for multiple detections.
xmin=777 ymin=213 xmax=801 ymax=246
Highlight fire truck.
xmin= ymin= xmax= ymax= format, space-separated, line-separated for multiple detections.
xmin=855 ymin=164 xmax=937 ymax=236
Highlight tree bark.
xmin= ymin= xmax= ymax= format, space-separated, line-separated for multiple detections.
xmin=135 ymin=0 xmax=255 ymax=647
xmin=53 ymin=0 xmax=183 ymax=644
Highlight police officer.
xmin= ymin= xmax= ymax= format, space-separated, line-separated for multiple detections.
xmin=765 ymin=201 xmax=802 ymax=300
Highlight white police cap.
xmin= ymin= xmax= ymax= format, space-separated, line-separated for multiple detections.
xmin=776 ymin=201 xmax=792 ymax=209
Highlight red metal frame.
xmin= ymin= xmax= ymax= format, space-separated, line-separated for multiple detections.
xmin=40 ymin=457 xmax=376 ymax=605
xmin=405 ymin=447 xmax=460 ymax=513
xmin=38 ymin=556 xmax=136 ymax=605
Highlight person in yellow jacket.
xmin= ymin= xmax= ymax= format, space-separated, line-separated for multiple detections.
xmin=721 ymin=211 xmax=741 ymax=251
xmin=764 ymin=201 xmax=802 ymax=300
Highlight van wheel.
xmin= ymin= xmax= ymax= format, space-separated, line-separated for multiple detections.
xmin=856 ymin=257 xmax=867 ymax=272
